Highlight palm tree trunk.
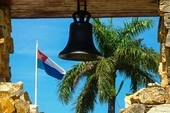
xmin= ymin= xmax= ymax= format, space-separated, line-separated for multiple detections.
xmin=108 ymin=73 xmax=116 ymax=113
xmin=108 ymin=96 xmax=115 ymax=113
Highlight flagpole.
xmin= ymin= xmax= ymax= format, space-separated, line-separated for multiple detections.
xmin=35 ymin=40 xmax=38 ymax=105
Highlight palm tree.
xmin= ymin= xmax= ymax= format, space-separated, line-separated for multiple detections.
xmin=58 ymin=18 xmax=160 ymax=113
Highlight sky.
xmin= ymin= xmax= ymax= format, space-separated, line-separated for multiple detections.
xmin=10 ymin=17 xmax=160 ymax=113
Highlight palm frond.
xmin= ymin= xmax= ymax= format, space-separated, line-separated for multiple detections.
xmin=119 ymin=18 xmax=154 ymax=38
xmin=92 ymin=18 xmax=117 ymax=57
xmin=96 ymin=57 xmax=116 ymax=103
xmin=58 ymin=62 xmax=92 ymax=104
xmin=115 ymin=80 xmax=124 ymax=97
xmin=74 ymin=61 xmax=97 ymax=87
xmin=118 ymin=62 xmax=158 ymax=92
xmin=130 ymin=68 xmax=158 ymax=92
xmin=74 ymin=74 xmax=98 ymax=113
xmin=58 ymin=69 xmax=77 ymax=104
xmin=115 ymin=41 xmax=159 ymax=74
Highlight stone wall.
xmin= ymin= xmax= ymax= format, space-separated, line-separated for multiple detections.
xmin=120 ymin=83 xmax=170 ymax=113
xmin=0 ymin=6 xmax=14 ymax=82
xmin=159 ymin=0 xmax=170 ymax=87
xmin=0 ymin=81 xmax=38 ymax=113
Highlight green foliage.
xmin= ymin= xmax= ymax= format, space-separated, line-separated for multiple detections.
xmin=58 ymin=17 xmax=160 ymax=113
xmin=74 ymin=74 xmax=98 ymax=113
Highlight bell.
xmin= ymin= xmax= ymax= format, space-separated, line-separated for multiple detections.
xmin=58 ymin=11 xmax=101 ymax=61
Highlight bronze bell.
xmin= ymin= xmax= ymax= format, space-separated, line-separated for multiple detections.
xmin=58 ymin=10 xmax=101 ymax=61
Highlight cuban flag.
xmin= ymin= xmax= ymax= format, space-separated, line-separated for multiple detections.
xmin=37 ymin=50 xmax=66 ymax=80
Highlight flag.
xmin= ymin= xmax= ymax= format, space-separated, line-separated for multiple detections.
xmin=37 ymin=50 xmax=66 ymax=80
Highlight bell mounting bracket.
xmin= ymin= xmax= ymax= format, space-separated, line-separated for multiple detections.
xmin=72 ymin=0 xmax=91 ymax=23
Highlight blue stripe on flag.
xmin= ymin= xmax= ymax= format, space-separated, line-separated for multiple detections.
xmin=38 ymin=59 xmax=64 ymax=80
xmin=42 ymin=62 xmax=64 ymax=80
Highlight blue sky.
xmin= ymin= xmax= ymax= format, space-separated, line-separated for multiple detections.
xmin=10 ymin=17 xmax=160 ymax=113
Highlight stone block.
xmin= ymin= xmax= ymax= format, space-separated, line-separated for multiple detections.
xmin=0 ymin=77 xmax=6 ymax=82
xmin=120 ymin=104 xmax=145 ymax=113
xmin=164 ymin=13 xmax=170 ymax=29
xmin=165 ymin=30 xmax=170 ymax=47
xmin=15 ymin=99 xmax=30 ymax=113
xmin=160 ymin=0 xmax=170 ymax=12
xmin=0 ymin=91 xmax=9 ymax=98
xmin=20 ymin=92 xmax=32 ymax=104
xmin=165 ymin=85 xmax=170 ymax=103
xmin=30 ymin=104 xmax=39 ymax=113
xmin=0 ymin=97 xmax=15 ymax=113
xmin=0 ymin=82 xmax=35 ymax=113
xmin=147 ymin=104 xmax=170 ymax=113
xmin=131 ymin=87 xmax=165 ymax=105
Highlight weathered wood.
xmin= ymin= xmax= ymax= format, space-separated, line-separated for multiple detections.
xmin=0 ymin=0 xmax=159 ymax=18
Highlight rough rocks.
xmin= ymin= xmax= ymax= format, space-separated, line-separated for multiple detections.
xmin=0 ymin=81 xmax=39 ymax=113
xmin=121 ymin=84 xmax=170 ymax=113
